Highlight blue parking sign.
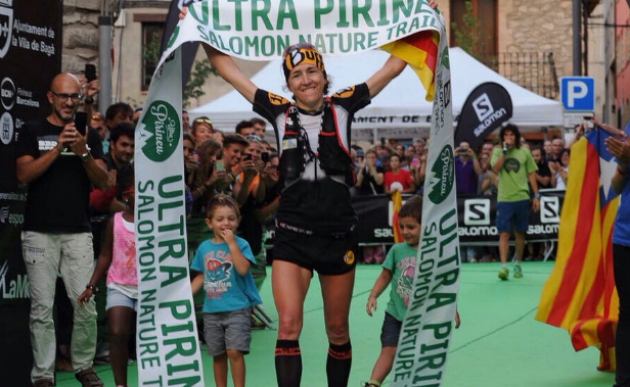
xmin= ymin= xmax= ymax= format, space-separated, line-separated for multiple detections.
xmin=560 ymin=77 xmax=594 ymax=111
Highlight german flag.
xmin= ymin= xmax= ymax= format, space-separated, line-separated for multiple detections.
xmin=381 ymin=30 xmax=440 ymax=101
xmin=535 ymin=128 xmax=620 ymax=371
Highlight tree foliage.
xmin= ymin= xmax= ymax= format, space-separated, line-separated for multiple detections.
xmin=450 ymin=1 xmax=489 ymax=61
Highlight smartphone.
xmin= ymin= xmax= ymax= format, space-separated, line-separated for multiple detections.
xmin=261 ymin=152 xmax=269 ymax=163
xmin=215 ymin=160 xmax=224 ymax=171
xmin=583 ymin=117 xmax=594 ymax=130
xmin=380 ymin=137 xmax=385 ymax=146
xmin=243 ymin=154 xmax=252 ymax=161
xmin=411 ymin=158 xmax=420 ymax=167
xmin=74 ymin=112 xmax=88 ymax=136
xmin=85 ymin=63 xmax=97 ymax=82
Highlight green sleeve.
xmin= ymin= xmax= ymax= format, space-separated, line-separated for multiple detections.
xmin=490 ymin=147 xmax=501 ymax=168
xmin=382 ymin=245 xmax=397 ymax=271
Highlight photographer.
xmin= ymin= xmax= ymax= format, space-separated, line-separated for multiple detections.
xmin=455 ymin=141 xmax=482 ymax=196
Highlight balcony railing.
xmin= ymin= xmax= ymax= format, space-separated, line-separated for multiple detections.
xmin=476 ymin=51 xmax=560 ymax=100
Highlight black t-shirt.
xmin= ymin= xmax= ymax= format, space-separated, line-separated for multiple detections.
xmin=252 ymin=84 xmax=371 ymax=232
xmin=536 ymin=161 xmax=552 ymax=189
xmin=17 ymin=118 xmax=104 ymax=233
xmin=357 ymin=165 xmax=385 ymax=195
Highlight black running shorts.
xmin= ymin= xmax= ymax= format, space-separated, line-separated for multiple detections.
xmin=272 ymin=227 xmax=358 ymax=275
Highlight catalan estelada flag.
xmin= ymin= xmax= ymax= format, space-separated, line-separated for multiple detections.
xmin=536 ymin=128 xmax=621 ymax=371
xmin=382 ymin=30 xmax=439 ymax=101
xmin=391 ymin=190 xmax=403 ymax=244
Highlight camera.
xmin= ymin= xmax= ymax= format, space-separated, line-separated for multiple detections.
xmin=243 ymin=154 xmax=252 ymax=161
xmin=261 ymin=152 xmax=270 ymax=163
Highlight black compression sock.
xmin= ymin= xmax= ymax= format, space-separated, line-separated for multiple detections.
xmin=275 ymin=339 xmax=302 ymax=387
xmin=326 ymin=341 xmax=352 ymax=387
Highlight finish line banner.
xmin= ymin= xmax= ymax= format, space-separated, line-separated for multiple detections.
xmin=136 ymin=1 xmax=457 ymax=386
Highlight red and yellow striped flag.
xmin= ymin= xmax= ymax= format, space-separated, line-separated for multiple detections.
xmin=391 ymin=190 xmax=403 ymax=244
xmin=535 ymin=128 xmax=620 ymax=371
xmin=382 ymin=30 xmax=440 ymax=101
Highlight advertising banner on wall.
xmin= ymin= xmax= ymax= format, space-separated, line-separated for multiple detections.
xmin=0 ymin=0 xmax=63 ymax=385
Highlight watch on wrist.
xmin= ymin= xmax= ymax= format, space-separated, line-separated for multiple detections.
xmin=84 ymin=96 xmax=95 ymax=104
xmin=534 ymin=193 xmax=541 ymax=199
xmin=81 ymin=150 xmax=90 ymax=163
xmin=86 ymin=284 xmax=99 ymax=293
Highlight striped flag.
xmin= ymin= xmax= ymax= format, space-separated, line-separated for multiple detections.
xmin=382 ymin=30 xmax=440 ymax=101
xmin=536 ymin=128 xmax=621 ymax=371
xmin=391 ymin=190 xmax=403 ymax=243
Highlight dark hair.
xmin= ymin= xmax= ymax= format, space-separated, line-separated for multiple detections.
xmin=183 ymin=133 xmax=196 ymax=148
xmin=134 ymin=107 xmax=143 ymax=113
xmin=399 ymin=195 xmax=423 ymax=223
xmin=250 ymin=117 xmax=265 ymax=127
xmin=235 ymin=120 xmax=254 ymax=135
xmin=389 ymin=153 xmax=402 ymax=162
xmin=499 ymin=124 xmax=521 ymax=149
xmin=206 ymin=194 xmax=241 ymax=220
xmin=559 ymin=148 xmax=571 ymax=167
xmin=116 ymin=164 xmax=134 ymax=200
xmin=223 ymin=133 xmax=249 ymax=149
xmin=365 ymin=149 xmax=377 ymax=157
xmin=109 ymin=122 xmax=135 ymax=144
xmin=105 ymin=102 xmax=133 ymax=121
xmin=531 ymin=145 xmax=546 ymax=159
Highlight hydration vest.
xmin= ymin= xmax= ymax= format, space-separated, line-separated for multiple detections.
xmin=278 ymin=98 xmax=356 ymax=188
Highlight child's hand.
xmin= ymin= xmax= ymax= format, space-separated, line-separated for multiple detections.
xmin=220 ymin=229 xmax=236 ymax=245
xmin=455 ymin=310 xmax=461 ymax=329
xmin=366 ymin=295 xmax=377 ymax=317
xmin=179 ymin=6 xmax=187 ymax=20
xmin=77 ymin=289 xmax=93 ymax=307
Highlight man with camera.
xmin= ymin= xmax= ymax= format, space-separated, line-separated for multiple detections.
xmin=15 ymin=73 xmax=109 ymax=387
xmin=491 ymin=124 xmax=540 ymax=281
xmin=455 ymin=141 xmax=482 ymax=196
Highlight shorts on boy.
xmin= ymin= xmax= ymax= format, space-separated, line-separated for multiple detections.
xmin=203 ymin=307 xmax=252 ymax=356
xmin=380 ymin=312 xmax=403 ymax=347
xmin=496 ymin=200 xmax=531 ymax=233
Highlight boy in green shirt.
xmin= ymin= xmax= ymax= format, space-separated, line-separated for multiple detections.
xmin=362 ymin=196 xmax=460 ymax=387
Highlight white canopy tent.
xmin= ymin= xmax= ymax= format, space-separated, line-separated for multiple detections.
xmin=190 ymin=47 xmax=562 ymax=141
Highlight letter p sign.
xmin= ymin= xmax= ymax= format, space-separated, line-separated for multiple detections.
xmin=561 ymin=77 xmax=594 ymax=111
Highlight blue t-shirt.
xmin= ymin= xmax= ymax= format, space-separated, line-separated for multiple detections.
xmin=190 ymin=236 xmax=262 ymax=313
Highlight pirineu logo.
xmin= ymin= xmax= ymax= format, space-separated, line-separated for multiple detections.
xmin=140 ymin=100 xmax=180 ymax=162
xmin=428 ymin=145 xmax=454 ymax=204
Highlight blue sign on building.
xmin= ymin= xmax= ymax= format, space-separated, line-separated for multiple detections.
xmin=560 ymin=77 xmax=595 ymax=112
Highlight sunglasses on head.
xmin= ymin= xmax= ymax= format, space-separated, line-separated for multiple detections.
xmin=193 ymin=118 xmax=213 ymax=125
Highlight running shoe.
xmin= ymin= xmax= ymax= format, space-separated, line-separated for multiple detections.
xmin=498 ymin=267 xmax=509 ymax=281
xmin=514 ymin=265 xmax=523 ymax=279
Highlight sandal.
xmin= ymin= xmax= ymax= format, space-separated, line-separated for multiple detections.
xmin=33 ymin=380 xmax=54 ymax=387
xmin=75 ymin=368 xmax=104 ymax=387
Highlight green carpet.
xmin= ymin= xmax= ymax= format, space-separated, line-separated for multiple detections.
xmin=56 ymin=262 xmax=615 ymax=387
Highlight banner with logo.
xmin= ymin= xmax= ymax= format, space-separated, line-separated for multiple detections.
xmin=159 ymin=0 xmax=202 ymax=86
xmin=455 ymin=82 xmax=513 ymax=149
xmin=138 ymin=1 xmax=455 ymax=385
xmin=0 ymin=0 xmax=63 ymax=384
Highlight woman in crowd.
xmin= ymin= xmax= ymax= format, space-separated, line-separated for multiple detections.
xmin=181 ymin=3 xmax=438 ymax=384
xmin=384 ymin=154 xmax=415 ymax=194
xmin=356 ymin=149 xmax=384 ymax=196
xmin=191 ymin=138 xmax=225 ymax=214
xmin=191 ymin=116 xmax=214 ymax=145
xmin=550 ymin=148 xmax=569 ymax=189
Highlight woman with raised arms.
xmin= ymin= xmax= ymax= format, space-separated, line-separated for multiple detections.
xmin=181 ymin=3 xmax=437 ymax=386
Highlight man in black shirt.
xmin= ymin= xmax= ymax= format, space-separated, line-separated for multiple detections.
xmin=15 ymin=73 xmax=109 ymax=387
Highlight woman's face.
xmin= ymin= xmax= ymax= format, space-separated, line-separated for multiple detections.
xmin=561 ymin=151 xmax=570 ymax=167
xmin=404 ymin=146 xmax=415 ymax=158
xmin=287 ymin=63 xmax=326 ymax=110
xmin=390 ymin=156 xmax=400 ymax=170
xmin=194 ymin=123 xmax=213 ymax=143
xmin=395 ymin=144 xmax=404 ymax=155
xmin=183 ymin=139 xmax=194 ymax=162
